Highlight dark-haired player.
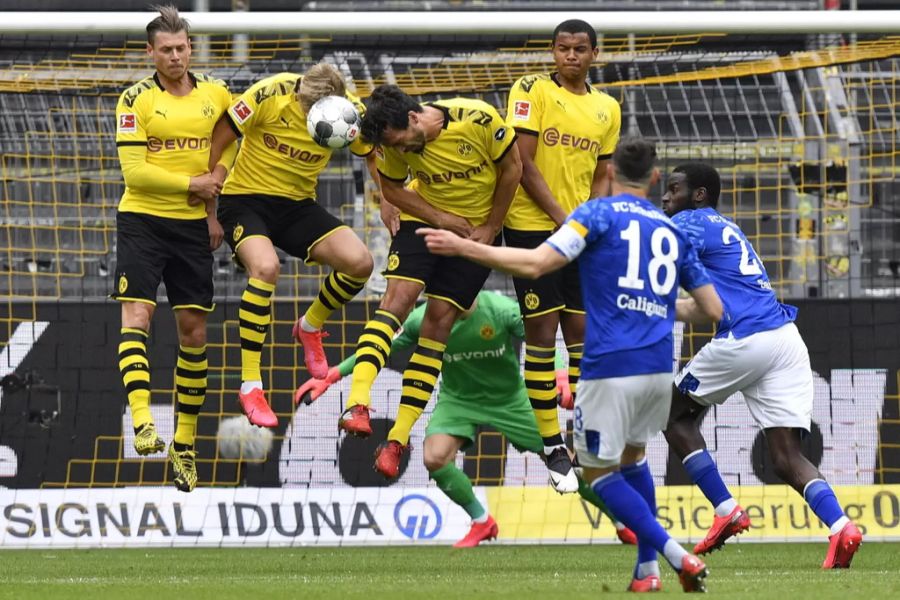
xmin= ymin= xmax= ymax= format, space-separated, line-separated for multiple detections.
xmin=113 ymin=5 xmax=234 ymax=492
xmin=344 ymin=85 xmax=521 ymax=481
xmin=419 ymin=137 xmax=722 ymax=592
xmin=661 ymin=162 xmax=863 ymax=568
xmin=503 ymin=18 xmax=621 ymax=492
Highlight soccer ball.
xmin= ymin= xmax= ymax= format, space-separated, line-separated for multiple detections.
xmin=216 ymin=415 xmax=274 ymax=460
xmin=306 ymin=95 xmax=361 ymax=149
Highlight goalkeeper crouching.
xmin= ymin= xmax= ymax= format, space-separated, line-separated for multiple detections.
xmin=295 ymin=291 xmax=636 ymax=547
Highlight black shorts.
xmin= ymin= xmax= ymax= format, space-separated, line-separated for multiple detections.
xmin=385 ymin=221 xmax=499 ymax=311
xmin=503 ymin=227 xmax=584 ymax=318
xmin=112 ymin=211 xmax=214 ymax=310
xmin=217 ymin=194 xmax=347 ymax=264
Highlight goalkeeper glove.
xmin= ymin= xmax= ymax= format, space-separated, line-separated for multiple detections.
xmin=556 ymin=368 xmax=573 ymax=410
xmin=293 ymin=366 xmax=342 ymax=406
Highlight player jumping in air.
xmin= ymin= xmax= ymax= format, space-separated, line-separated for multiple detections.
xmin=112 ymin=5 xmax=235 ymax=492
xmin=503 ymin=18 xmax=621 ymax=493
xmin=206 ymin=63 xmax=377 ymax=428
xmin=661 ymin=162 xmax=863 ymax=568
xmin=295 ymin=291 xmax=638 ymax=547
xmin=419 ymin=137 xmax=723 ymax=592
xmin=340 ymin=86 xmax=522 ymax=465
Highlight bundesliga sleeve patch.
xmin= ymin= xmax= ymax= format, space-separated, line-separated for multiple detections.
xmin=118 ymin=113 xmax=136 ymax=133
xmin=513 ymin=101 xmax=531 ymax=120
xmin=231 ymin=100 xmax=253 ymax=124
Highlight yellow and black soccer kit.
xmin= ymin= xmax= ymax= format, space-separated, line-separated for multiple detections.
xmin=113 ymin=71 xmax=231 ymax=441
xmin=214 ymin=72 xmax=373 ymax=383
xmin=348 ymin=99 xmax=516 ymax=438
xmin=504 ymin=72 xmax=621 ymax=447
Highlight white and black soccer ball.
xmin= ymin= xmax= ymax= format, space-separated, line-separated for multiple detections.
xmin=306 ymin=95 xmax=361 ymax=149
xmin=216 ymin=415 xmax=274 ymax=460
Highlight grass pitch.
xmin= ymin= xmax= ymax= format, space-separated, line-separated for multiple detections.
xmin=0 ymin=543 xmax=895 ymax=599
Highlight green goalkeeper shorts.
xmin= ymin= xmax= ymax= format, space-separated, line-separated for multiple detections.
xmin=425 ymin=393 xmax=543 ymax=453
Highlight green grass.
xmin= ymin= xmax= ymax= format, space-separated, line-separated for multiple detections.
xmin=0 ymin=543 xmax=895 ymax=599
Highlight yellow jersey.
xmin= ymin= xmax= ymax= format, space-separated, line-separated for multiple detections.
xmin=221 ymin=72 xmax=372 ymax=200
xmin=115 ymin=72 xmax=232 ymax=220
xmin=505 ymin=73 xmax=621 ymax=230
xmin=377 ymin=98 xmax=516 ymax=226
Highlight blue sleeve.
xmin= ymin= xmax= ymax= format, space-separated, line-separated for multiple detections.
xmin=678 ymin=234 xmax=713 ymax=291
xmin=672 ymin=211 xmax=706 ymax=255
xmin=565 ymin=200 xmax=611 ymax=244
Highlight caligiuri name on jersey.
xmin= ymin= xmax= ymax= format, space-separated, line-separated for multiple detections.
xmin=617 ymin=293 xmax=668 ymax=318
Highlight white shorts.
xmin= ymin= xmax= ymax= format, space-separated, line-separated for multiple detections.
xmin=674 ymin=322 xmax=813 ymax=430
xmin=573 ymin=373 xmax=672 ymax=468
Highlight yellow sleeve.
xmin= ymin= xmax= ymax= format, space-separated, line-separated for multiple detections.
xmin=117 ymin=144 xmax=190 ymax=194
xmin=226 ymin=79 xmax=268 ymax=137
xmin=598 ymin=96 xmax=622 ymax=159
xmin=215 ymin=84 xmax=239 ymax=171
xmin=483 ymin=104 xmax=516 ymax=163
xmin=347 ymin=91 xmax=373 ymax=157
xmin=116 ymin=93 xmax=190 ymax=193
xmin=506 ymin=76 xmax=544 ymax=135
xmin=115 ymin=88 xmax=147 ymax=146
xmin=376 ymin=145 xmax=409 ymax=182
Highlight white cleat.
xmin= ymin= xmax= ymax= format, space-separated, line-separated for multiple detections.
xmin=545 ymin=447 xmax=579 ymax=493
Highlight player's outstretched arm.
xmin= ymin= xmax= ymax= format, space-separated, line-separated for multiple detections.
xmin=678 ymin=284 xmax=724 ymax=324
xmin=419 ymin=228 xmax=568 ymax=279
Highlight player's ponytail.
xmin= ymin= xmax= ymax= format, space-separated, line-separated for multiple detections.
xmin=298 ymin=63 xmax=347 ymax=113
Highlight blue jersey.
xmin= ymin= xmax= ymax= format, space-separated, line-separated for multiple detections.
xmin=547 ymin=193 xmax=711 ymax=379
xmin=671 ymin=207 xmax=796 ymax=339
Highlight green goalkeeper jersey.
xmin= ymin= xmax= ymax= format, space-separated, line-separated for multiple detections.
xmin=338 ymin=291 xmax=528 ymax=404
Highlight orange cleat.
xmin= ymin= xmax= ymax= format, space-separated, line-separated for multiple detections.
xmin=627 ymin=575 xmax=661 ymax=592
xmin=338 ymin=404 xmax=372 ymax=437
xmin=292 ymin=319 xmax=330 ymax=379
xmin=678 ymin=554 xmax=708 ymax=593
xmin=453 ymin=516 xmax=498 ymax=548
xmin=238 ymin=388 xmax=278 ymax=428
xmin=822 ymin=521 xmax=862 ymax=569
xmin=617 ymin=526 xmax=638 ymax=545
xmin=693 ymin=505 xmax=751 ymax=555
xmin=374 ymin=440 xmax=409 ymax=479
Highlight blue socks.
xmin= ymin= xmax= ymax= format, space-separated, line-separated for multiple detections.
xmin=593 ymin=471 xmax=683 ymax=570
xmin=804 ymin=479 xmax=848 ymax=534
xmin=621 ymin=459 xmax=659 ymax=574
xmin=683 ymin=449 xmax=736 ymax=517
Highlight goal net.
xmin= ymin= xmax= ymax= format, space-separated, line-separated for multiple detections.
xmin=1 ymin=13 xmax=899 ymax=546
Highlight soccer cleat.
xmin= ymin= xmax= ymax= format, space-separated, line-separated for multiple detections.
xmin=292 ymin=319 xmax=330 ymax=379
xmin=374 ymin=440 xmax=410 ymax=479
xmin=544 ymin=446 xmax=579 ymax=493
xmin=693 ymin=505 xmax=751 ymax=555
xmin=822 ymin=521 xmax=863 ymax=569
xmin=453 ymin=516 xmax=498 ymax=548
xmin=133 ymin=422 xmax=165 ymax=456
xmin=617 ymin=525 xmax=638 ymax=545
xmin=338 ymin=404 xmax=372 ymax=437
xmin=238 ymin=388 xmax=278 ymax=428
xmin=168 ymin=444 xmax=198 ymax=493
xmin=627 ymin=575 xmax=661 ymax=592
xmin=678 ymin=554 xmax=709 ymax=593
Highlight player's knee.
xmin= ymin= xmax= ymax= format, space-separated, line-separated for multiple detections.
xmin=345 ymin=251 xmax=374 ymax=280
xmin=248 ymin=257 xmax=281 ymax=283
xmin=423 ymin=448 xmax=453 ymax=473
